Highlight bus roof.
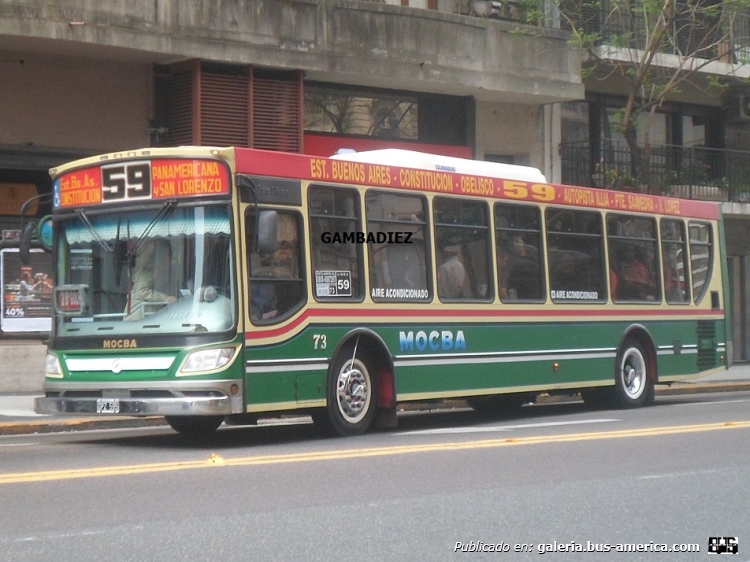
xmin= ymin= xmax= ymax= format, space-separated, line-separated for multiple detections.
xmin=48 ymin=146 xmax=721 ymax=221
xmin=331 ymin=148 xmax=548 ymax=183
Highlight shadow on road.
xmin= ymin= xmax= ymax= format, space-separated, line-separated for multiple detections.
xmin=76 ymin=399 xmax=598 ymax=450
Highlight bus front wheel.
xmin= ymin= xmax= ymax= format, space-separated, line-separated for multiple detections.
xmin=324 ymin=347 xmax=376 ymax=437
xmin=165 ymin=415 xmax=223 ymax=437
xmin=614 ymin=339 xmax=653 ymax=408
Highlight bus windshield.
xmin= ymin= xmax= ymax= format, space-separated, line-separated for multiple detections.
xmin=54 ymin=204 xmax=235 ymax=337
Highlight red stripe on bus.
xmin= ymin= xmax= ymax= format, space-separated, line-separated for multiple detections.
xmin=246 ymin=306 xmax=724 ymax=339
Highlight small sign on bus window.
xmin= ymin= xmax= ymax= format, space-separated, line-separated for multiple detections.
xmin=55 ymin=285 xmax=89 ymax=316
xmin=315 ymin=270 xmax=351 ymax=297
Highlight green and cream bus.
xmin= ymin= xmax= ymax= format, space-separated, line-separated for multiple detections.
xmin=34 ymin=146 xmax=730 ymax=437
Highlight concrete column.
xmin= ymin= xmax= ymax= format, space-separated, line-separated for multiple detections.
xmin=0 ymin=340 xmax=46 ymax=393
xmin=543 ymin=103 xmax=562 ymax=183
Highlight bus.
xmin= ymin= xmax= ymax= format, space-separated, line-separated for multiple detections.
xmin=33 ymin=146 xmax=730 ymax=437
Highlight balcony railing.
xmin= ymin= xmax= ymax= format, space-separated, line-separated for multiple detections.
xmin=560 ymin=140 xmax=750 ymax=202
xmin=450 ymin=0 xmax=750 ymax=58
xmin=575 ymin=0 xmax=750 ymax=61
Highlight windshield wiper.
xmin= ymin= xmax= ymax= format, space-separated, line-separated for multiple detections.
xmin=75 ymin=209 xmax=113 ymax=254
xmin=129 ymin=200 xmax=177 ymax=259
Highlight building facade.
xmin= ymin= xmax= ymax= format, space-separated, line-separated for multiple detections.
xmin=0 ymin=0 xmax=583 ymax=390
xmin=5 ymin=0 xmax=748 ymax=392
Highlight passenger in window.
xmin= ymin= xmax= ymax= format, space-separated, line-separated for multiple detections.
xmin=610 ymin=268 xmax=619 ymax=300
xmin=271 ymin=214 xmax=299 ymax=278
xmin=250 ymin=283 xmax=278 ymax=321
xmin=551 ymin=249 xmax=579 ymax=292
xmin=386 ymin=243 xmax=425 ymax=290
xmin=269 ymin=243 xmax=296 ymax=278
xmin=498 ymin=235 xmax=526 ymax=300
xmin=438 ymin=245 xmax=472 ymax=299
xmin=248 ymin=213 xmax=302 ymax=322
xmin=617 ymin=245 xmax=655 ymax=300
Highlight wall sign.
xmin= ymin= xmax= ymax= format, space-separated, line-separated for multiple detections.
xmin=1 ymin=248 xmax=52 ymax=332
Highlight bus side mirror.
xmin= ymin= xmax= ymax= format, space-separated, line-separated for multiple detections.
xmin=19 ymin=222 xmax=36 ymax=265
xmin=37 ymin=215 xmax=54 ymax=251
xmin=257 ymin=210 xmax=279 ymax=255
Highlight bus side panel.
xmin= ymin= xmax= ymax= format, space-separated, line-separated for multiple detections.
xmin=243 ymin=317 xmax=720 ymax=410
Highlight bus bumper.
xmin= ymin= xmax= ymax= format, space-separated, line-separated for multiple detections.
xmin=34 ymin=381 xmax=243 ymax=416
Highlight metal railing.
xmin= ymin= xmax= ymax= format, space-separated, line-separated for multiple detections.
xmin=574 ymin=0 xmax=750 ymax=60
xmin=560 ymin=140 xmax=750 ymax=202
xmin=453 ymin=0 xmax=750 ymax=57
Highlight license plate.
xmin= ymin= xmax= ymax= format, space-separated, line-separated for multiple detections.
xmin=96 ymin=398 xmax=120 ymax=414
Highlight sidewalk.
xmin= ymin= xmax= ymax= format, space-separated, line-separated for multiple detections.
xmin=2 ymin=363 xmax=750 ymax=436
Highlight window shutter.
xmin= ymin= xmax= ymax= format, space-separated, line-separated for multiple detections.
xmin=154 ymin=62 xmax=302 ymax=152
xmin=165 ymin=71 xmax=194 ymax=146
xmin=200 ymin=71 xmax=250 ymax=147
xmin=252 ymin=72 xmax=303 ymax=153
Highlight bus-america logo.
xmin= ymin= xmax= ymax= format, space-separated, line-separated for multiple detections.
xmin=54 ymin=159 xmax=229 ymax=208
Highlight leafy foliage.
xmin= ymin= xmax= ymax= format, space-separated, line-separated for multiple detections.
xmin=555 ymin=0 xmax=750 ymax=191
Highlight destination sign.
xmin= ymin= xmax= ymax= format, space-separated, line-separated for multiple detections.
xmin=308 ymin=159 xmax=691 ymax=217
xmin=55 ymin=159 xmax=230 ymax=209
xmin=236 ymin=150 xmax=718 ymax=220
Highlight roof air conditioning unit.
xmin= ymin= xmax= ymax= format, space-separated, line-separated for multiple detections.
xmin=729 ymin=94 xmax=750 ymax=121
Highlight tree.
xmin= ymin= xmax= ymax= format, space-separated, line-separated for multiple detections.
xmin=548 ymin=0 xmax=750 ymax=192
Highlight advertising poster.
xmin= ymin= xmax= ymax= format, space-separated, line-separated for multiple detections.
xmin=1 ymin=248 xmax=53 ymax=333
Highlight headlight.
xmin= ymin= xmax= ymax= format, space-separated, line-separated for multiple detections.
xmin=179 ymin=347 xmax=236 ymax=374
xmin=45 ymin=353 xmax=63 ymax=378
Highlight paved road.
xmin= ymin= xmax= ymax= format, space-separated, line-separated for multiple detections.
xmin=2 ymin=363 xmax=750 ymax=434
xmin=1 ymin=390 xmax=748 ymax=561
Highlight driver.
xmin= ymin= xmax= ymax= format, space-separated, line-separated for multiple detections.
xmin=125 ymin=239 xmax=176 ymax=320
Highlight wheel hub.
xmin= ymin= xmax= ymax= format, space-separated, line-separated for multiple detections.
xmin=337 ymin=364 xmax=369 ymax=420
xmin=622 ymin=352 xmax=645 ymax=398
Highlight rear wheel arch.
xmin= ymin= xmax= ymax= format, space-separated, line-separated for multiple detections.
xmin=619 ymin=325 xmax=658 ymax=386
xmin=319 ymin=329 xmax=395 ymax=436
xmin=329 ymin=329 xmax=395 ymax=409
xmin=582 ymin=325 xmax=657 ymax=409
xmin=614 ymin=326 xmax=657 ymax=408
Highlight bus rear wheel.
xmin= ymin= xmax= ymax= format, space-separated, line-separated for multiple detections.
xmin=324 ymin=347 xmax=376 ymax=437
xmin=614 ymin=339 xmax=653 ymax=408
xmin=165 ymin=415 xmax=224 ymax=437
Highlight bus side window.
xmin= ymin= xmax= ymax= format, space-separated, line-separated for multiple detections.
xmin=434 ymin=197 xmax=492 ymax=302
xmin=689 ymin=221 xmax=713 ymax=304
xmin=660 ymin=218 xmax=690 ymax=303
xmin=607 ymin=214 xmax=660 ymax=303
xmin=309 ymin=185 xmax=363 ymax=300
xmin=246 ymin=209 xmax=306 ymax=323
xmin=366 ymin=191 xmax=431 ymax=301
xmin=546 ymin=208 xmax=605 ymax=302
xmin=495 ymin=203 xmax=544 ymax=302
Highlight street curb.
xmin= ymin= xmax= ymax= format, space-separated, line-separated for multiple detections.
xmin=2 ymin=382 xmax=750 ymax=436
xmin=0 ymin=416 xmax=167 ymax=436
xmin=654 ymin=381 xmax=750 ymax=396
